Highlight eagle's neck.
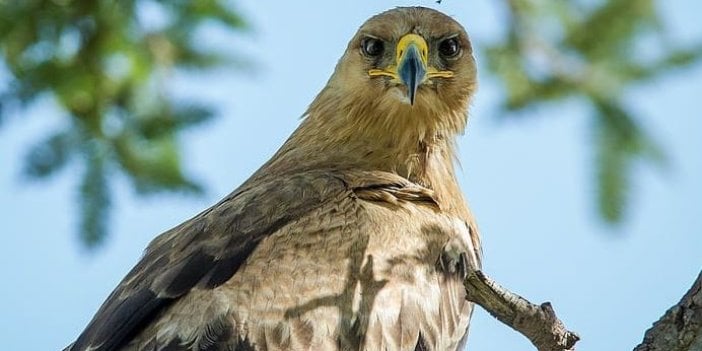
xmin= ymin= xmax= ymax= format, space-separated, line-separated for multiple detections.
xmin=257 ymin=86 xmax=471 ymax=218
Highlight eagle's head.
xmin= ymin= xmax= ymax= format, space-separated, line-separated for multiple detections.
xmin=307 ymin=7 xmax=477 ymax=142
xmin=275 ymin=7 xmax=477 ymax=181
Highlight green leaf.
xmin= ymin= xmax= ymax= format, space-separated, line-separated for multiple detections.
xmin=135 ymin=102 xmax=214 ymax=139
xmin=78 ymin=141 xmax=111 ymax=248
xmin=23 ymin=129 xmax=76 ymax=179
xmin=113 ymin=130 xmax=203 ymax=195
xmin=592 ymin=99 xmax=666 ymax=223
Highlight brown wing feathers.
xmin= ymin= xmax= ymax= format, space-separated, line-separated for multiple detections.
xmin=69 ymin=172 xmax=349 ymax=351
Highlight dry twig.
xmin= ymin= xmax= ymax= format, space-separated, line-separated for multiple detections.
xmin=464 ymin=270 xmax=580 ymax=351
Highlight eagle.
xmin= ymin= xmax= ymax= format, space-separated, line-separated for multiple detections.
xmin=66 ymin=7 xmax=482 ymax=351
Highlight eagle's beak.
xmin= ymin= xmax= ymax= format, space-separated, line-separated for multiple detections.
xmin=396 ymin=34 xmax=427 ymax=105
xmin=368 ymin=34 xmax=454 ymax=105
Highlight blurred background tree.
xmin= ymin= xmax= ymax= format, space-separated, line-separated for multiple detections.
xmin=0 ymin=0 xmax=700 ymax=249
xmin=485 ymin=0 xmax=702 ymax=223
xmin=0 ymin=0 xmax=247 ymax=247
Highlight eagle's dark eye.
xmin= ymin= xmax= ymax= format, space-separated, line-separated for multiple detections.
xmin=361 ymin=37 xmax=384 ymax=57
xmin=438 ymin=37 xmax=460 ymax=58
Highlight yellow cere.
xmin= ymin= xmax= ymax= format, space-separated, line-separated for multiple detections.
xmin=396 ymin=34 xmax=429 ymax=65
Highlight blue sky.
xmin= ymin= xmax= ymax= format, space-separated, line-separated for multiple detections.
xmin=1 ymin=1 xmax=701 ymax=350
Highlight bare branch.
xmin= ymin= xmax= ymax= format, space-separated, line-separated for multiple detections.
xmin=464 ymin=270 xmax=580 ymax=351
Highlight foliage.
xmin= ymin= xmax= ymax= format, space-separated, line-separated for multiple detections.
xmin=484 ymin=0 xmax=702 ymax=222
xmin=0 ymin=0 xmax=247 ymax=247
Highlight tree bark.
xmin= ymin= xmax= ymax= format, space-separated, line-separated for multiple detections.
xmin=634 ymin=271 xmax=702 ymax=351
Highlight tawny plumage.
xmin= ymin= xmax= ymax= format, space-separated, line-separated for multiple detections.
xmin=66 ymin=7 xmax=482 ymax=351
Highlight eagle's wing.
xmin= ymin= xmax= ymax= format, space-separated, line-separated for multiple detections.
xmin=66 ymin=169 xmax=434 ymax=351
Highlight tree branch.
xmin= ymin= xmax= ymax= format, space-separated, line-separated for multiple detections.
xmin=464 ymin=269 xmax=580 ymax=351
xmin=634 ymin=271 xmax=702 ymax=351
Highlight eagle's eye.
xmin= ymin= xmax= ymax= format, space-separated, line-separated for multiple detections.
xmin=438 ymin=37 xmax=460 ymax=58
xmin=361 ymin=37 xmax=384 ymax=57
